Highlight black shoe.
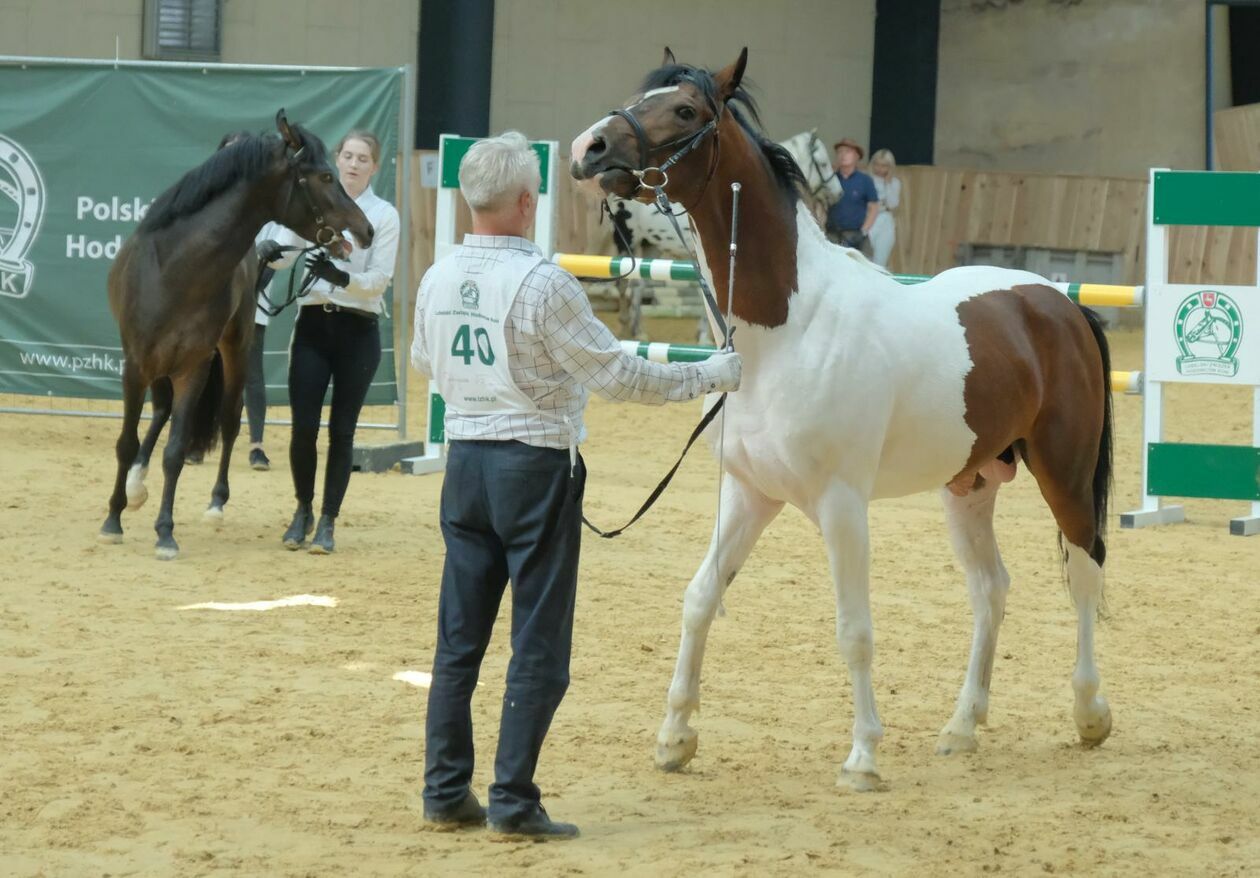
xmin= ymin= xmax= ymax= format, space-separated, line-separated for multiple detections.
xmin=489 ymin=807 xmax=579 ymax=840
xmin=282 ymin=504 xmax=314 ymax=550
xmin=423 ymin=792 xmax=486 ymax=829
xmin=249 ymin=448 xmax=271 ymax=471
xmin=308 ymin=514 xmax=335 ymax=555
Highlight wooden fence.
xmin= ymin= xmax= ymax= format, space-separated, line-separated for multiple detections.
xmin=402 ymin=146 xmax=1260 ymax=295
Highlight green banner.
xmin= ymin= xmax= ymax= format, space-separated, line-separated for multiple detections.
xmin=0 ymin=61 xmax=402 ymax=403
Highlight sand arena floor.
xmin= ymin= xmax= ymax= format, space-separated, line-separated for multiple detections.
xmin=1 ymin=324 xmax=1257 ymax=876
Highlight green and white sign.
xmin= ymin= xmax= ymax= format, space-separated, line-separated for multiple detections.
xmin=1147 ymin=283 xmax=1257 ymax=385
xmin=0 ymin=60 xmax=402 ymax=402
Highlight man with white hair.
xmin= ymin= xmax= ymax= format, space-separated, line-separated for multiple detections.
xmin=412 ymin=131 xmax=741 ymax=839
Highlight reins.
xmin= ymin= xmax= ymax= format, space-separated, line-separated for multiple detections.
xmin=579 ymin=90 xmax=740 ymax=539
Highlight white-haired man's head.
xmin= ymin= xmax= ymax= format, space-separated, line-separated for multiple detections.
xmin=459 ymin=131 xmax=541 ymax=236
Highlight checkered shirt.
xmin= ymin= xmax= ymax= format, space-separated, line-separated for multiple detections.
xmin=412 ymin=235 xmax=714 ymax=449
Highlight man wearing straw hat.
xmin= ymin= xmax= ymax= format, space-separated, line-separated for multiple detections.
xmin=825 ymin=137 xmax=879 ymax=256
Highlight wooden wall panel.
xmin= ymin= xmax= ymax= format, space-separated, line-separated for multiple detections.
xmin=404 ymin=154 xmax=1257 ymax=290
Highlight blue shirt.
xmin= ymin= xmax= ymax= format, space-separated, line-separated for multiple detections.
xmin=826 ymin=169 xmax=879 ymax=232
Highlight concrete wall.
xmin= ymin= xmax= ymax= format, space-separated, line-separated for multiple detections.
xmin=935 ymin=0 xmax=1207 ymax=177
xmin=489 ymin=0 xmax=876 ymax=154
xmin=0 ymin=0 xmax=419 ymax=69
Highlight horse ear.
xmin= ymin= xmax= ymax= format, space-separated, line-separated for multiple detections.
xmin=662 ymin=46 xmax=676 ymax=67
xmin=275 ymin=109 xmax=301 ymax=151
xmin=714 ymin=47 xmax=748 ymax=100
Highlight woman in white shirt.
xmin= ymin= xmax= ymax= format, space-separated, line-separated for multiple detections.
xmin=867 ymin=148 xmax=902 ymax=269
xmin=277 ymin=129 xmax=400 ymax=554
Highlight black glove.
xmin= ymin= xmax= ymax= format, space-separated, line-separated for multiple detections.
xmin=256 ymin=239 xmax=284 ymax=265
xmin=305 ymin=253 xmax=350 ymax=288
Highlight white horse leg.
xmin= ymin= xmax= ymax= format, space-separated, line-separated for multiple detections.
xmin=1065 ymin=541 xmax=1112 ymax=745
xmin=818 ymin=482 xmax=884 ymax=791
xmin=126 ymin=463 xmax=149 ymax=511
xmin=656 ymin=475 xmax=782 ymax=771
xmin=937 ymin=482 xmax=1010 ymax=755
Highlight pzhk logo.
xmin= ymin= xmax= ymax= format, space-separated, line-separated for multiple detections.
xmin=0 ymin=135 xmax=46 ymax=299
xmin=1174 ymin=289 xmax=1244 ymax=377
xmin=459 ymin=279 xmax=480 ymax=310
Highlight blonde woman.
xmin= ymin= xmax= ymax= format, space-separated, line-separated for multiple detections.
xmin=868 ymin=148 xmax=902 ymax=268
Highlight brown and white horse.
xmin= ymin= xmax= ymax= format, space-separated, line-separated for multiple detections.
xmin=571 ymin=49 xmax=1114 ymax=790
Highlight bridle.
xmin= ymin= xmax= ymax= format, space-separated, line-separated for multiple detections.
xmin=601 ymin=85 xmax=730 ymax=341
xmin=255 ymin=140 xmax=346 ymax=317
xmin=801 ymin=130 xmax=840 ymax=202
xmin=579 ymin=81 xmax=742 ymax=541
xmin=284 ymin=143 xmax=342 ymax=248
xmin=605 ymin=82 xmax=724 ymax=203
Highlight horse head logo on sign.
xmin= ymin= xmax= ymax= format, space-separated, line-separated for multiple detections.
xmin=0 ymin=135 xmax=46 ymax=300
xmin=1174 ymin=289 xmax=1244 ymax=377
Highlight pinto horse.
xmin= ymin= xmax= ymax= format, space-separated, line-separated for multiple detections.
xmin=99 ymin=111 xmax=373 ymax=560
xmin=571 ymin=49 xmax=1114 ymax=790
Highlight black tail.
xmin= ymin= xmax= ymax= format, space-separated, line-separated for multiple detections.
xmin=1079 ymin=306 xmax=1114 ymax=567
xmin=186 ymin=350 xmax=224 ymax=459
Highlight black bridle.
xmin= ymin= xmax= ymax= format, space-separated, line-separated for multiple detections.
xmin=284 ymin=144 xmax=343 ymax=248
xmin=254 ymin=143 xmax=346 ymax=317
xmin=579 ymin=87 xmax=740 ymax=540
xmin=601 ymin=90 xmax=729 ymax=342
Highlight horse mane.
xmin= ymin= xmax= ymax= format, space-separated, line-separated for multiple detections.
xmin=640 ymin=64 xmax=807 ymax=205
xmin=138 ymin=125 xmax=324 ymax=233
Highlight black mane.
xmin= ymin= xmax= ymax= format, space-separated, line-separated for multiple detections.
xmin=639 ymin=64 xmax=807 ymax=204
xmin=138 ymin=125 xmax=326 ymax=233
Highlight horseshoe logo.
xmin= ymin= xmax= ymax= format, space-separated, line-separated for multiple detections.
xmin=0 ymin=135 xmax=46 ymax=299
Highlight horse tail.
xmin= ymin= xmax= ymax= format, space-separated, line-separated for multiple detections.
xmin=186 ymin=350 xmax=224 ymax=458
xmin=1079 ymin=305 xmax=1114 ymax=567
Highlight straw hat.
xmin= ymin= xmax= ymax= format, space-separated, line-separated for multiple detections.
xmin=832 ymin=137 xmax=865 ymax=159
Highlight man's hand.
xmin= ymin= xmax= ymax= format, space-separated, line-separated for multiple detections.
xmin=305 ymin=253 xmax=350 ymax=288
xmin=700 ymin=351 xmax=742 ymax=393
xmin=256 ymin=239 xmax=284 ymax=265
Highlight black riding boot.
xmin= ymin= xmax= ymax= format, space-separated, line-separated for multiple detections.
xmin=282 ymin=503 xmax=314 ymax=549
xmin=308 ymin=514 xmax=335 ymax=555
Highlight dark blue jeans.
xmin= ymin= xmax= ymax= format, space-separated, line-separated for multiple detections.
xmin=423 ymin=439 xmax=585 ymax=822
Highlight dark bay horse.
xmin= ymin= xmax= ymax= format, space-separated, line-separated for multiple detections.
xmin=570 ymin=49 xmax=1114 ymax=790
xmin=99 ymin=110 xmax=373 ymax=560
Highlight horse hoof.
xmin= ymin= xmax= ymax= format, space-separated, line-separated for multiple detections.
xmin=97 ymin=530 xmax=123 ymax=545
xmin=1077 ymin=701 xmax=1112 ymax=747
xmin=838 ymin=768 xmax=888 ymax=793
xmin=203 ymin=506 xmax=224 ymax=527
xmin=654 ymin=729 xmax=698 ymax=772
xmin=935 ymin=732 xmax=979 ymax=756
xmin=155 ymin=543 xmax=179 ymax=561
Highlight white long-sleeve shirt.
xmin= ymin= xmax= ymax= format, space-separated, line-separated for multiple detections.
xmin=874 ymin=175 xmax=901 ymax=213
xmin=411 ymin=235 xmax=724 ymax=449
xmin=274 ymin=185 xmax=400 ymax=315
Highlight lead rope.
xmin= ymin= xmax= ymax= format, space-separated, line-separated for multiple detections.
xmin=580 ymin=182 xmax=741 ymax=540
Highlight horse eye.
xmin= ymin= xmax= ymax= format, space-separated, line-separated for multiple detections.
xmin=321 ymin=173 xmax=334 ymax=183
xmin=676 ymin=105 xmax=696 ymax=120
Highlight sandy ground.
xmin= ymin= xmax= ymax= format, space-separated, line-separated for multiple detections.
xmin=1 ymin=323 xmax=1258 ymax=877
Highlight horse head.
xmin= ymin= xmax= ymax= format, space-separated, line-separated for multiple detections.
xmin=274 ymin=109 xmax=373 ymax=259
xmin=781 ymin=129 xmax=842 ymax=209
xmin=569 ymin=47 xmax=747 ymax=209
